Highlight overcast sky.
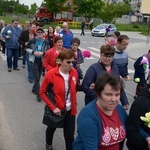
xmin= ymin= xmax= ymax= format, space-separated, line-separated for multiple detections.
xmin=20 ymin=0 xmax=42 ymax=8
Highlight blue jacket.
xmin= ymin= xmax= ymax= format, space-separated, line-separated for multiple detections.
xmin=2 ymin=25 xmax=22 ymax=49
xmin=73 ymin=99 xmax=128 ymax=150
xmin=59 ymin=29 xmax=73 ymax=49
xmin=134 ymin=56 xmax=147 ymax=85
xmin=82 ymin=61 xmax=129 ymax=106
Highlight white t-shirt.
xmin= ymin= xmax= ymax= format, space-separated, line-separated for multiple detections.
xmin=59 ymin=71 xmax=71 ymax=111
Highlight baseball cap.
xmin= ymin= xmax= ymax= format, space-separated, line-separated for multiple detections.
xmin=36 ymin=27 xmax=45 ymax=33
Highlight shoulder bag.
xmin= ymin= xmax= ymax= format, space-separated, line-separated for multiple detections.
xmin=43 ymin=77 xmax=71 ymax=128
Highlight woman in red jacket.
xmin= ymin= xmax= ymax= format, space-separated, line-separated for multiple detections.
xmin=40 ymin=50 xmax=78 ymax=150
xmin=43 ymin=36 xmax=64 ymax=72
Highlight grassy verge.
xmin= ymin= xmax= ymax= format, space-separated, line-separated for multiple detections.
xmin=0 ymin=16 xmax=149 ymax=35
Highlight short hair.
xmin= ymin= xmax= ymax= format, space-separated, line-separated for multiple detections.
xmin=25 ymin=20 xmax=30 ymax=24
xmin=12 ymin=18 xmax=19 ymax=23
xmin=114 ymin=31 xmax=120 ymax=38
xmin=53 ymin=36 xmax=63 ymax=44
xmin=95 ymin=73 xmax=124 ymax=98
xmin=117 ymin=35 xmax=129 ymax=43
xmin=100 ymin=45 xmax=115 ymax=56
xmin=58 ymin=50 xmax=75 ymax=61
xmin=71 ymin=37 xmax=80 ymax=45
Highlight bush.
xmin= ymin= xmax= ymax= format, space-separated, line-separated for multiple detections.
xmin=133 ymin=24 xmax=139 ymax=28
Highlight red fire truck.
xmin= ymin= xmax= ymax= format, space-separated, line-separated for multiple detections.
xmin=35 ymin=6 xmax=73 ymax=24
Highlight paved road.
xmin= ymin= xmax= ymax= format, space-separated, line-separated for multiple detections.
xmin=0 ymin=31 xmax=150 ymax=150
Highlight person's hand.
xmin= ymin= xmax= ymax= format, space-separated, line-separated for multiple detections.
xmin=123 ymin=105 xmax=129 ymax=110
xmin=89 ymin=83 xmax=95 ymax=89
xmin=53 ymin=108 xmax=61 ymax=116
xmin=34 ymin=51 xmax=43 ymax=56
xmin=25 ymin=42 xmax=28 ymax=46
xmin=146 ymin=137 xmax=150 ymax=149
xmin=124 ymin=75 xmax=130 ymax=81
xmin=6 ymin=35 xmax=10 ymax=39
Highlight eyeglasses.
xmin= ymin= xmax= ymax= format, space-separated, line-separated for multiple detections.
xmin=101 ymin=54 xmax=113 ymax=59
xmin=66 ymin=61 xmax=74 ymax=64
xmin=37 ymin=32 xmax=43 ymax=33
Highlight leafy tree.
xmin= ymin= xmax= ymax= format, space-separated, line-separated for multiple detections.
xmin=73 ymin=0 xmax=104 ymax=21
xmin=100 ymin=2 xmax=131 ymax=23
xmin=44 ymin=0 xmax=71 ymax=21
xmin=13 ymin=4 xmax=28 ymax=14
xmin=29 ymin=3 xmax=38 ymax=14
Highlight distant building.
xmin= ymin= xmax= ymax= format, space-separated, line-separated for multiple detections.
xmin=140 ymin=0 xmax=150 ymax=23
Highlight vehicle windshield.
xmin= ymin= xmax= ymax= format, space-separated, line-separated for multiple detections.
xmin=96 ymin=24 xmax=108 ymax=29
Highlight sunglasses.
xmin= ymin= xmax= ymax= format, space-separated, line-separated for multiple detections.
xmin=66 ymin=61 xmax=74 ymax=64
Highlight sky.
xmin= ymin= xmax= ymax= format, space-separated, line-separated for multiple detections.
xmin=19 ymin=0 xmax=42 ymax=8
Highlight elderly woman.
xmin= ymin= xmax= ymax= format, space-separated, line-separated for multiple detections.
xmin=40 ymin=50 xmax=79 ymax=150
xmin=73 ymin=73 xmax=128 ymax=150
xmin=43 ymin=36 xmax=64 ymax=72
xmin=82 ymin=44 xmax=129 ymax=110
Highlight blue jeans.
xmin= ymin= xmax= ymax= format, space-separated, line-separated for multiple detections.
xmin=6 ymin=47 xmax=19 ymax=69
xmin=24 ymin=52 xmax=33 ymax=80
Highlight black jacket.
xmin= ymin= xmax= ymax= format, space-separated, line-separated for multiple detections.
xmin=126 ymin=85 xmax=150 ymax=150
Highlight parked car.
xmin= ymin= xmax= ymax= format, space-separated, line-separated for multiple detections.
xmin=91 ymin=23 xmax=117 ymax=37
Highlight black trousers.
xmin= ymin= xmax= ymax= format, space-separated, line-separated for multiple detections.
xmin=46 ymin=110 xmax=75 ymax=150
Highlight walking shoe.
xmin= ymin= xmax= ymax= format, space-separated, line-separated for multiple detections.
xmin=13 ymin=68 xmax=20 ymax=71
xmin=32 ymin=90 xmax=38 ymax=95
xmin=37 ymin=95 xmax=41 ymax=102
xmin=29 ymin=79 xmax=33 ymax=83
xmin=8 ymin=68 xmax=12 ymax=72
xmin=134 ymin=95 xmax=137 ymax=100
xmin=22 ymin=65 xmax=25 ymax=68
xmin=46 ymin=144 xmax=53 ymax=150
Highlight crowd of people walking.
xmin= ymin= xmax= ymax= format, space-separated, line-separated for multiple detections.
xmin=1 ymin=18 xmax=150 ymax=150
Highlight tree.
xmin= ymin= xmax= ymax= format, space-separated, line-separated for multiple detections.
xmin=29 ymin=3 xmax=38 ymax=14
xmin=44 ymin=0 xmax=71 ymax=22
xmin=13 ymin=4 xmax=28 ymax=14
xmin=73 ymin=0 xmax=104 ymax=21
xmin=100 ymin=2 xmax=131 ymax=23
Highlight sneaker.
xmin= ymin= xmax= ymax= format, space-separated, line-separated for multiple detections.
xmin=37 ymin=95 xmax=41 ymax=102
xmin=8 ymin=68 xmax=12 ymax=72
xmin=13 ymin=68 xmax=20 ymax=71
xmin=134 ymin=95 xmax=137 ymax=100
xmin=32 ymin=90 xmax=38 ymax=95
xmin=29 ymin=79 xmax=33 ymax=83
xmin=22 ymin=65 xmax=25 ymax=68
xmin=46 ymin=144 xmax=53 ymax=150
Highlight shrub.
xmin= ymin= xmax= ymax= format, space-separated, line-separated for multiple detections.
xmin=133 ymin=24 xmax=139 ymax=28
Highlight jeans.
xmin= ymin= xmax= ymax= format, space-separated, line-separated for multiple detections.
xmin=6 ymin=47 xmax=19 ymax=69
xmin=31 ymin=58 xmax=42 ymax=95
xmin=24 ymin=52 xmax=33 ymax=80
xmin=81 ymin=27 xmax=85 ymax=35
xmin=46 ymin=110 xmax=75 ymax=150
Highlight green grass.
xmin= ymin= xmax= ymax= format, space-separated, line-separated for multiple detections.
xmin=0 ymin=16 xmax=149 ymax=35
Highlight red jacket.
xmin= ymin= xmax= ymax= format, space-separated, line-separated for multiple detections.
xmin=42 ymin=47 xmax=57 ymax=71
xmin=42 ymin=47 xmax=64 ymax=71
xmin=39 ymin=66 xmax=78 ymax=116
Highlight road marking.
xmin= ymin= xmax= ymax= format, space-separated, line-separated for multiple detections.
xmin=128 ymin=69 xmax=134 ymax=74
xmin=0 ymin=52 xmax=6 ymax=61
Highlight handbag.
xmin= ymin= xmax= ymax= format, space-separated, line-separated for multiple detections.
xmin=43 ymin=77 xmax=71 ymax=128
